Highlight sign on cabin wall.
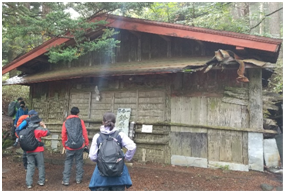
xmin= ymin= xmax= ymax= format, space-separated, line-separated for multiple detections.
xmin=142 ymin=125 xmax=153 ymax=133
xmin=115 ymin=108 xmax=131 ymax=136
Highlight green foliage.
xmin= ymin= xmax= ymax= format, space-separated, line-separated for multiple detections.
xmin=2 ymin=74 xmax=30 ymax=108
xmin=269 ymin=61 xmax=283 ymax=93
xmin=2 ymin=2 xmax=153 ymax=64
xmin=215 ymin=164 xmax=230 ymax=170
xmin=138 ymin=2 xmax=250 ymax=33
xmin=2 ymin=136 xmax=14 ymax=149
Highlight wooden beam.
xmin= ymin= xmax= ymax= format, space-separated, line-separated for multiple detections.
xmin=248 ymin=68 xmax=264 ymax=171
xmin=248 ymin=69 xmax=263 ymax=130
xmin=135 ymin=122 xmax=277 ymax=134
xmin=2 ymin=38 xmax=70 ymax=75
xmin=236 ymin=46 xmax=245 ymax=50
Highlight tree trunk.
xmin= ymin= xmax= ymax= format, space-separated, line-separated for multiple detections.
xmin=259 ymin=3 xmax=264 ymax=35
xmin=42 ymin=2 xmax=51 ymax=42
xmin=249 ymin=2 xmax=260 ymax=35
xmin=267 ymin=2 xmax=280 ymax=38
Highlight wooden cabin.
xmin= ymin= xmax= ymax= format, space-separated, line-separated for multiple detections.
xmin=2 ymin=14 xmax=282 ymax=172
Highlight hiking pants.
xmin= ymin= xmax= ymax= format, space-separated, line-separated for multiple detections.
xmin=23 ymin=151 xmax=27 ymax=170
xmin=11 ymin=121 xmax=16 ymax=140
xmin=23 ymin=151 xmax=38 ymax=170
xmin=26 ymin=151 xmax=45 ymax=186
xmin=62 ymin=148 xmax=84 ymax=183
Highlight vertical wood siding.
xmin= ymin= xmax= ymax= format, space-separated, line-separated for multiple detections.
xmin=171 ymin=70 xmax=250 ymax=165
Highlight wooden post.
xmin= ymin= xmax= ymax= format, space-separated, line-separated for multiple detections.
xmin=159 ymin=35 xmax=171 ymax=58
xmin=248 ymin=68 xmax=264 ymax=171
xmin=138 ymin=37 xmax=141 ymax=61
xmin=128 ymin=31 xmax=141 ymax=61
xmin=149 ymin=42 xmax=152 ymax=59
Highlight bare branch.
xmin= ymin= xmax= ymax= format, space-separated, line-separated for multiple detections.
xmin=249 ymin=7 xmax=283 ymax=32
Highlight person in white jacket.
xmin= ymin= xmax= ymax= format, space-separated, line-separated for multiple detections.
xmin=89 ymin=112 xmax=136 ymax=191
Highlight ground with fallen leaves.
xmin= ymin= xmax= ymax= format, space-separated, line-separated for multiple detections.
xmin=2 ymin=152 xmax=283 ymax=191
xmin=2 ymin=114 xmax=282 ymax=191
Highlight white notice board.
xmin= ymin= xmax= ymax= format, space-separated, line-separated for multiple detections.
xmin=115 ymin=108 xmax=131 ymax=136
xmin=142 ymin=125 xmax=153 ymax=133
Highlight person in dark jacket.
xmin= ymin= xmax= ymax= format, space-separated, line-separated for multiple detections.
xmin=61 ymin=107 xmax=89 ymax=186
xmin=13 ymin=101 xmax=28 ymax=146
xmin=88 ymin=112 xmax=136 ymax=191
xmin=11 ymin=97 xmax=23 ymax=140
xmin=25 ymin=115 xmax=50 ymax=189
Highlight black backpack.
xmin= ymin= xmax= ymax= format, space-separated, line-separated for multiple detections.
xmin=65 ymin=117 xmax=84 ymax=149
xmin=8 ymin=101 xmax=17 ymax=117
xmin=96 ymin=130 xmax=125 ymax=177
xmin=19 ymin=125 xmax=42 ymax=151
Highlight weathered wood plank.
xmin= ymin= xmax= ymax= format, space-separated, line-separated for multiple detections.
xmin=228 ymin=103 xmax=242 ymax=128
xmin=248 ymin=69 xmax=263 ymax=171
xmin=219 ymin=131 xmax=227 ymax=161
xmin=134 ymin=138 xmax=169 ymax=145
xmin=224 ymin=87 xmax=249 ymax=99
xmin=222 ymin=97 xmax=248 ymax=106
xmin=242 ymin=132 xmax=248 ymax=165
xmin=225 ymin=132 xmax=233 ymax=162
xmin=135 ymin=122 xmax=277 ymax=134
xmin=190 ymin=133 xmax=207 ymax=158
xmin=181 ymin=133 xmax=191 ymax=157
xmin=181 ymin=97 xmax=190 ymax=124
xmin=208 ymin=130 xmax=220 ymax=161
xmin=231 ymin=131 xmax=243 ymax=163
xmin=200 ymin=96 xmax=208 ymax=125
xmin=248 ymin=69 xmax=263 ymax=130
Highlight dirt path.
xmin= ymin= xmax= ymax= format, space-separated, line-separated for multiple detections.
xmin=2 ymin=151 xmax=283 ymax=191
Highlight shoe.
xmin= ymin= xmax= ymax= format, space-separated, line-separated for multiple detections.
xmin=37 ymin=182 xmax=44 ymax=186
xmin=76 ymin=180 xmax=82 ymax=184
xmin=62 ymin=181 xmax=69 ymax=186
xmin=13 ymin=142 xmax=18 ymax=147
xmin=27 ymin=185 xmax=32 ymax=189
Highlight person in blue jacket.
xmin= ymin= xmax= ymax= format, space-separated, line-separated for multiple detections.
xmin=14 ymin=101 xmax=28 ymax=126
xmin=89 ymin=112 xmax=136 ymax=191
xmin=16 ymin=110 xmax=39 ymax=171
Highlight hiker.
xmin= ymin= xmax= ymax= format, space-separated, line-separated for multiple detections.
xmin=15 ymin=110 xmax=39 ymax=171
xmin=14 ymin=101 xmax=29 ymax=125
xmin=25 ymin=114 xmax=50 ymax=189
xmin=13 ymin=101 xmax=28 ymax=146
xmin=9 ymin=97 xmax=23 ymax=140
xmin=61 ymin=107 xmax=89 ymax=186
xmin=14 ymin=113 xmax=29 ymax=147
xmin=88 ymin=112 xmax=136 ymax=191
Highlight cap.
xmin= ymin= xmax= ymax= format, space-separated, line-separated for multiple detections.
xmin=28 ymin=110 xmax=38 ymax=116
xmin=29 ymin=115 xmax=42 ymax=123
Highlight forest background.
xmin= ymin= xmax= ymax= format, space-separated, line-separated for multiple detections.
xmin=2 ymin=2 xmax=283 ymax=107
